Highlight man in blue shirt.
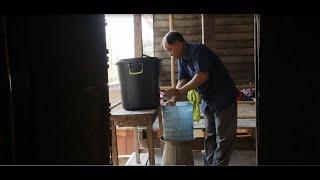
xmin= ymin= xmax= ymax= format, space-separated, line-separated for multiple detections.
xmin=162 ymin=31 xmax=239 ymax=166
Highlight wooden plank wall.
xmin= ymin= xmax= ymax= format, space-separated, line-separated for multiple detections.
xmin=154 ymin=14 xmax=254 ymax=86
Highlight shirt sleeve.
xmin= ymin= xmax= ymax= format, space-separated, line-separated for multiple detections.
xmin=178 ymin=59 xmax=190 ymax=80
xmin=194 ymin=45 xmax=213 ymax=74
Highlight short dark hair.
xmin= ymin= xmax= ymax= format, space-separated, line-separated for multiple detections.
xmin=162 ymin=31 xmax=186 ymax=47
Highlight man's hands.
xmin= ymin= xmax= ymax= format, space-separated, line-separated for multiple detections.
xmin=164 ymin=88 xmax=180 ymax=99
xmin=160 ymin=89 xmax=179 ymax=106
xmin=164 ymin=72 xmax=208 ymax=101
xmin=160 ymin=90 xmax=177 ymax=106
xmin=167 ymin=96 xmax=177 ymax=106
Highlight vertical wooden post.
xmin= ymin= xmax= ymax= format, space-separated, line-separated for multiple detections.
xmin=0 ymin=16 xmax=16 ymax=164
xmin=133 ymin=14 xmax=143 ymax=164
xmin=111 ymin=119 xmax=119 ymax=165
xmin=133 ymin=127 xmax=141 ymax=164
xmin=146 ymin=117 xmax=155 ymax=165
xmin=134 ymin=14 xmax=143 ymax=58
xmin=202 ymin=14 xmax=216 ymax=52
xmin=157 ymin=106 xmax=164 ymax=154
xmin=254 ymin=14 xmax=259 ymax=151
xmin=169 ymin=14 xmax=176 ymax=88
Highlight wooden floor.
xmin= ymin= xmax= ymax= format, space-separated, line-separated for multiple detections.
xmin=120 ymin=149 xmax=256 ymax=166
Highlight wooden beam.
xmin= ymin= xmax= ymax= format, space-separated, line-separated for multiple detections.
xmin=202 ymin=14 xmax=216 ymax=51
xmin=134 ymin=14 xmax=143 ymax=58
xmin=169 ymin=14 xmax=176 ymax=88
xmin=133 ymin=127 xmax=141 ymax=164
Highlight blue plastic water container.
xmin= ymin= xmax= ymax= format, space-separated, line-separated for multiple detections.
xmin=162 ymin=101 xmax=194 ymax=141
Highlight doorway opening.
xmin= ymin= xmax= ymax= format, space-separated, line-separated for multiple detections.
xmin=105 ymin=14 xmax=257 ymax=166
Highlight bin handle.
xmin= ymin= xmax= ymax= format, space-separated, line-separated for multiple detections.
xmin=128 ymin=63 xmax=143 ymax=75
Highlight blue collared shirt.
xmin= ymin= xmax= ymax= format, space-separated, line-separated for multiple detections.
xmin=178 ymin=43 xmax=239 ymax=112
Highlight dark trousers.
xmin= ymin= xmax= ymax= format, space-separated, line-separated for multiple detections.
xmin=203 ymin=102 xmax=237 ymax=166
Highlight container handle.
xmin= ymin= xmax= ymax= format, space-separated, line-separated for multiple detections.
xmin=128 ymin=63 xmax=143 ymax=75
xmin=142 ymin=54 xmax=151 ymax=58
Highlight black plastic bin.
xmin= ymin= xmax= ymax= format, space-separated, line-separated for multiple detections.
xmin=116 ymin=57 xmax=161 ymax=110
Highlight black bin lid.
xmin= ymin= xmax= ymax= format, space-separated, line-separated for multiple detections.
xmin=116 ymin=57 xmax=161 ymax=65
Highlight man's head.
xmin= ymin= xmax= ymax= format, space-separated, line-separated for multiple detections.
xmin=162 ymin=31 xmax=186 ymax=59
